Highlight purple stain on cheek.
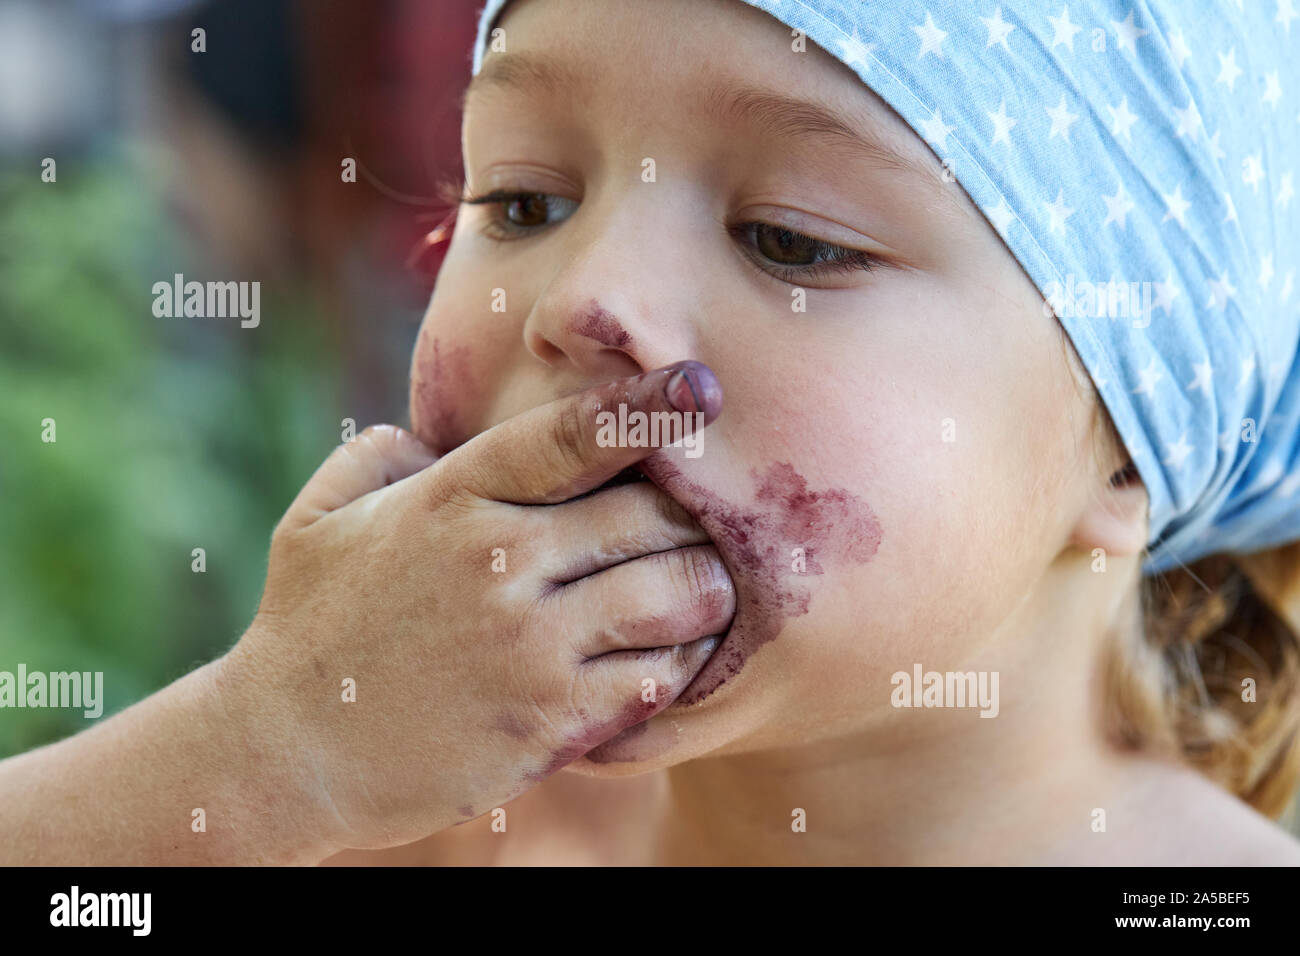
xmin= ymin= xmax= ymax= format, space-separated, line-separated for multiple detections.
xmin=641 ymin=459 xmax=883 ymax=707
xmin=570 ymin=300 xmax=633 ymax=350
xmin=412 ymin=336 xmax=474 ymax=455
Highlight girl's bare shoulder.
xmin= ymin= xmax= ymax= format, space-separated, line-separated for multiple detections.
xmin=1113 ymin=761 xmax=1300 ymax=865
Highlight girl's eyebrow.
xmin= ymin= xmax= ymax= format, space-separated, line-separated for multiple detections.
xmin=702 ymin=83 xmax=932 ymax=181
xmin=466 ymin=51 xmax=965 ymax=215
xmin=463 ymin=52 xmax=591 ymax=110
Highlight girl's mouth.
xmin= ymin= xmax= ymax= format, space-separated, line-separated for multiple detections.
xmin=640 ymin=455 xmax=886 ymax=709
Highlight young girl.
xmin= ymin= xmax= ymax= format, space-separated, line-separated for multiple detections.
xmin=5 ymin=0 xmax=1300 ymax=865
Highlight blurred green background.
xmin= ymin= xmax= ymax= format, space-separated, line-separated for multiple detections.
xmin=0 ymin=0 xmax=477 ymax=755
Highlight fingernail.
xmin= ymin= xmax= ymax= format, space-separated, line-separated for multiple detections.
xmin=664 ymin=361 xmax=723 ymax=421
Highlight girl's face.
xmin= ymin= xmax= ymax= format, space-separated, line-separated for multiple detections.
xmin=410 ymin=0 xmax=1107 ymax=770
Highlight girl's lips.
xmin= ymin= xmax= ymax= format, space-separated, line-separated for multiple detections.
xmin=639 ymin=454 xmax=885 ymax=709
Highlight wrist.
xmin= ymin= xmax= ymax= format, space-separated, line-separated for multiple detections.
xmin=201 ymin=643 xmax=346 ymax=864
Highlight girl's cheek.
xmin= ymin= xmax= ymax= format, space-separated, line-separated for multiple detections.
xmin=410 ymin=334 xmax=472 ymax=455
xmin=409 ymin=252 xmax=522 ymax=453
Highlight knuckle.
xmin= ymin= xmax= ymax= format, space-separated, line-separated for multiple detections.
xmin=549 ymin=399 xmax=592 ymax=479
xmin=637 ymin=643 xmax=689 ymax=689
xmin=674 ymin=546 xmax=724 ymax=609
xmin=425 ymin=461 xmax=482 ymax=514
xmin=665 ymin=642 xmax=692 ymax=681
xmin=269 ymin=518 xmax=304 ymax=555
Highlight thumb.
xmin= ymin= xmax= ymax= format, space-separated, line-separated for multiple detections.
xmin=281 ymin=424 xmax=437 ymax=531
xmin=427 ymin=361 xmax=723 ymax=506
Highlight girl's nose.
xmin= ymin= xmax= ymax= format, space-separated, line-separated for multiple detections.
xmin=523 ymin=297 xmax=643 ymax=379
xmin=520 ymin=193 xmax=707 ymax=379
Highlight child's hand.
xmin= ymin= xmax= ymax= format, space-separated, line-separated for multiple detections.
xmin=217 ymin=361 xmax=731 ymax=853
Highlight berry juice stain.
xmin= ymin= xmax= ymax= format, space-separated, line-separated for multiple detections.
xmin=640 ymin=458 xmax=883 ymax=707
xmin=570 ymin=300 xmax=633 ymax=350
xmin=536 ymin=460 xmax=884 ymax=768
xmin=411 ymin=336 xmax=473 ymax=455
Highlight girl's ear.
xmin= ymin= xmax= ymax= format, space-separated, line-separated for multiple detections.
xmin=1068 ymin=462 xmax=1148 ymax=556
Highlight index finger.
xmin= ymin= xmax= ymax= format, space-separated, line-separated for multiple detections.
xmin=427 ymin=360 xmax=723 ymax=505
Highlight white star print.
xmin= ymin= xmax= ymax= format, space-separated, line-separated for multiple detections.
xmin=1108 ymin=96 xmax=1138 ymax=142
xmin=1133 ymin=357 xmax=1165 ymax=395
xmin=1278 ymin=0 xmax=1298 ymax=33
xmin=1282 ymin=270 xmax=1295 ymax=302
xmin=982 ymin=7 xmax=1015 ymax=51
xmin=1276 ymin=171 xmax=1295 ymax=210
xmin=837 ymin=30 xmax=877 ymax=72
xmin=1113 ymin=11 xmax=1150 ymax=53
xmin=1263 ymin=71 xmax=1283 ymax=109
xmin=1154 ymin=273 xmax=1182 ymax=313
xmin=1046 ymin=96 xmax=1079 ymax=141
xmin=1048 ymin=5 xmax=1082 ymax=52
xmin=1216 ymin=48 xmax=1242 ymax=92
xmin=1243 ymin=153 xmax=1265 ymax=193
xmin=913 ymin=11 xmax=947 ymax=59
xmin=1260 ymin=253 xmax=1275 ymax=289
xmin=1279 ymin=471 xmax=1300 ymax=498
xmin=1161 ymin=183 xmax=1191 ymax=227
xmin=1168 ymin=29 xmax=1192 ymax=70
xmin=1206 ymin=271 xmax=1237 ymax=310
xmin=988 ymin=100 xmax=1017 ymax=145
xmin=1219 ymin=426 xmax=1240 ymax=452
xmin=919 ymin=108 xmax=955 ymax=150
xmin=1173 ymin=99 xmax=1203 ymax=141
xmin=1044 ymin=189 xmax=1074 ymax=234
xmin=1186 ymin=360 xmax=1213 ymax=393
xmin=985 ymin=197 xmax=1015 ymax=234
xmin=1162 ymin=433 xmax=1193 ymax=470
xmin=1103 ymin=182 xmax=1135 ymax=229
xmin=1222 ymin=191 xmax=1238 ymax=224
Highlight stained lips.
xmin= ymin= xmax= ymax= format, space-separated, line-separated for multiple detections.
xmin=577 ymin=456 xmax=883 ymax=766
xmin=641 ymin=458 xmax=884 ymax=708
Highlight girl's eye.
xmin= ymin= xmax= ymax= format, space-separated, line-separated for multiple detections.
xmin=459 ymin=188 xmax=879 ymax=282
xmin=755 ymin=224 xmax=821 ymax=265
xmin=460 ymin=189 xmax=578 ymax=238
xmin=728 ymin=222 xmax=880 ymax=282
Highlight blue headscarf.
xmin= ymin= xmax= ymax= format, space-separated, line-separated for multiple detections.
xmin=471 ymin=0 xmax=1300 ymax=575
